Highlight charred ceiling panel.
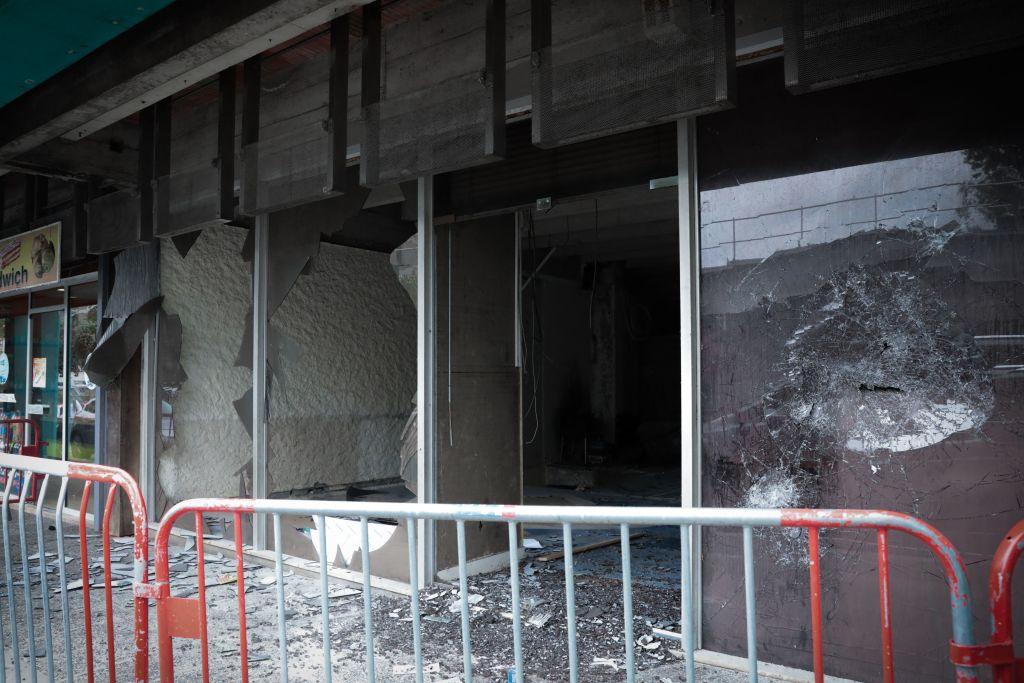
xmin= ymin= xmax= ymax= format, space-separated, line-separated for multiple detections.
xmin=87 ymin=106 xmax=156 ymax=254
xmin=240 ymin=18 xmax=349 ymax=216
xmin=360 ymin=0 xmax=506 ymax=186
xmin=530 ymin=0 xmax=734 ymax=148
xmin=154 ymin=70 xmax=236 ymax=238
xmin=699 ymin=144 xmax=1024 ymax=681
xmin=85 ymin=189 xmax=149 ymax=254
xmin=784 ymin=0 xmax=1024 ymax=93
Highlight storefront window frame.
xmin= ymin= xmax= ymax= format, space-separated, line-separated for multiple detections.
xmin=0 ymin=271 xmax=99 ymax=463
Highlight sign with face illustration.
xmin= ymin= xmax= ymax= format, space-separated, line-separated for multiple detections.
xmin=0 ymin=222 xmax=61 ymax=294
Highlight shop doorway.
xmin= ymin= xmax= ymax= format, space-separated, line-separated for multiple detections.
xmin=0 ymin=281 xmax=98 ymax=462
xmin=520 ymin=183 xmax=682 ymax=508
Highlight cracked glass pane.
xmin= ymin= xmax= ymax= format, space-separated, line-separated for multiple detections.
xmin=699 ymin=141 xmax=1024 ymax=680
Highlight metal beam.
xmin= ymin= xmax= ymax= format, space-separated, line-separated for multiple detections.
xmin=359 ymin=1 xmax=382 ymax=188
xmin=252 ymin=213 xmax=270 ymax=551
xmin=677 ymin=117 xmax=702 ymax=649
xmin=0 ymin=0 xmax=373 ymax=163
xmin=416 ymin=175 xmax=437 ymax=587
xmin=240 ymin=56 xmax=262 ymax=216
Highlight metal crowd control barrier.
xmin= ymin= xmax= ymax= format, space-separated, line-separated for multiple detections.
xmin=0 ymin=452 xmax=149 ymax=683
xmin=971 ymin=519 xmax=1024 ymax=683
xmin=0 ymin=418 xmax=45 ymax=504
xmin=152 ymin=501 xmax=985 ymax=683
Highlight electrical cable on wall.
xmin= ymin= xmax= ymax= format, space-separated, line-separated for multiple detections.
xmin=588 ymin=200 xmax=599 ymax=329
xmin=446 ymin=227 xmax=454 ymax=448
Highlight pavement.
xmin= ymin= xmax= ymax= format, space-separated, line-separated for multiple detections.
xmin=0 ymin=508 xmax=780 ymax=682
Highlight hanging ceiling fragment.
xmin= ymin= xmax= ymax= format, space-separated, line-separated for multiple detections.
xmin=83 ymin=296 xmax=163 ymax=388
xmin=86 ymin=107 xmax=156 ymax=254
xmin=531 ymin=0 xmax=735 ymax=147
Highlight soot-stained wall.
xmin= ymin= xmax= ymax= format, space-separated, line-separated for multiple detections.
xmin=158 ymin=224 xmax=416 ymax=503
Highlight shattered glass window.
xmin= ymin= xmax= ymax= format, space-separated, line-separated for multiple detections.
xmin=699 ymin=145 xmax=1024 ymax=680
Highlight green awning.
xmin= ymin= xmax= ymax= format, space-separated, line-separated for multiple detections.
xmin=0 ymin=0 xmax=175 ymax=108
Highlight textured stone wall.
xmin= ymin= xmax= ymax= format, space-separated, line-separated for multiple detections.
xmin=158 ymin=224 xmax=416 ymax=502
xmin=159 ymin=226 xmax=252 ymax=501
xmin=267 ymin=240 xmax=416 ymax=491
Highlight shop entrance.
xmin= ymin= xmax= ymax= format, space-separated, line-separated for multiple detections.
xmin=0 ymin=282 xmax=97 ymax=462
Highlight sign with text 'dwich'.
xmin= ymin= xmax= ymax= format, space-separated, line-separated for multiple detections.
xmin=0 ymin=222 xmax=60 ymax=294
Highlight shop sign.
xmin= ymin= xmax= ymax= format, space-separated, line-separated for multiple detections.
xmin=0 ymin=222 xmax=61 ymax=294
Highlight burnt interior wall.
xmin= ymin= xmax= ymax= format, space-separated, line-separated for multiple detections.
xmin=521 ymin=262 xmax=681 ymax=479
xmin=698 ymin=52 xmax=1024 ymax=681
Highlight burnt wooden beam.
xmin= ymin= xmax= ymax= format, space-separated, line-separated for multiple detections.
xmin=485 ymin=0 xmax=507 ymax=159
xmin=138 ymin=105 xmax=158 ymax=243
xmin=326 ymin=15 xmax=350 ymax=194
xmin=86 ymin=106 xmax=158 ymax=254
xmin=529 ymin=0 xmax=552 ymax=147
xmin=2 ymin=2 xmax=538 ymax=192
xmin=359 ymin=1 xmax=382 ymax=188
xmin=240 ymin=56 xmax=263 ymax=215
xmin=0 ymin=0 xmax=374 ymax=163
xmin=2 ymin=121 xmax=141 ymax=188
xmin=218 ymin=67 xmax=238 ymax=220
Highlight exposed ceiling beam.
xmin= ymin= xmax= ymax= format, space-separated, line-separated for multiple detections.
xmin=0 ymin=0 xmax=372 ymax=164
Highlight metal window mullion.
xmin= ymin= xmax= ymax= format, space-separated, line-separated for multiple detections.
xmin=416 ymin=175 xmax=437 ymax=588
xmin=95 ymin=254 xmax=112 ymax=470
xmin=24 ymin=308 xmax=33 ymax=443
xmin=139 ymin=315 xmax=159 ymax=519
xmin=252 ymin=214 xmax=270 ymax=551
xmin=61 ymin=285 xmax=70 ymax=462
xmin=677 ymin=117 xmax=703 ymax=649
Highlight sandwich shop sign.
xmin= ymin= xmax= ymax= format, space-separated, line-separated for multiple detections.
xmin=0 ymin=222 xmax=60 ymax=294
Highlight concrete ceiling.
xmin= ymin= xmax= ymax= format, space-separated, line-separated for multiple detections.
xmin=0 ymin=0 xmax=176 ymax=108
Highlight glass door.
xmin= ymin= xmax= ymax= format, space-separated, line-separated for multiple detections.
xmin=28 ymin=305 xmax=65 ymax=459
xmin=0 ymin=296 xmax=29 ymax=452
